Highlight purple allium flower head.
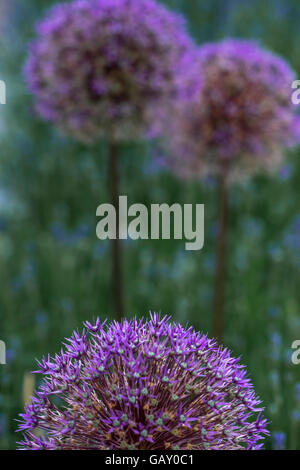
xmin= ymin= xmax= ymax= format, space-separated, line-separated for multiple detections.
xmin=164 ymin=39 xmax=300 ymax=181
xmin=24 ymin=0 xmax=198 ymax=143
xmin=17 ymin=314 xmax=268 ymax=450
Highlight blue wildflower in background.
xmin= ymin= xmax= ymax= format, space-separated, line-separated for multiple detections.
xmin=273 ymin=432 xmax=286 ymax=450
xmin=283 ymin=215 xmax=300 ymax=270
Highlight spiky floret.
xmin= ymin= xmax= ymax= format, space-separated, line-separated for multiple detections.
xmin=24 ymin=0 xmax=198 ymax=143
xmin=164 ymin=39 xmax=300 ymax=181
xmin=17 ymin=314 xmax=268 ymax=450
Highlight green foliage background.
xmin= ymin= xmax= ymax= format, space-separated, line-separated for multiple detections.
xmin=1 ymin=0 xmax=300 ymax=449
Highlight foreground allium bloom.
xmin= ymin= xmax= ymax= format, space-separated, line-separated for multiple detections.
xmin=25 ymin=0 xmax=197 ymax=142
xmin=18 ymin=315 xmax=268 ymax=450
xmin=166 ymin=39 xmax=300 ymax=180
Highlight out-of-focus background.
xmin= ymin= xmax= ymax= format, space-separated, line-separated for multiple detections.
xmin=0 ymin=0 xmax=300 ymax=450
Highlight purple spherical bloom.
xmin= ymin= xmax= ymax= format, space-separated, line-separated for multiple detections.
xmin=24 ymin=0 xmax=198 ymax=143
xmin=17 ymin=314 xmax=268 ymax=450
xmin=164 ymin=39 xmax=300 ymax=181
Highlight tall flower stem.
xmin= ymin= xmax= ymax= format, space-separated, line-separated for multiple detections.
xmin=108 ymin=141 xmax=124 ymax=321
xmin=212 ymin=172 xmax=229 ymax=342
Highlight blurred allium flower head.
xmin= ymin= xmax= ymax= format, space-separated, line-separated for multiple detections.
xmin=18 ymin=314 xmax=268 ymax=450
xmin=165 ymin=39 xmax=300 ymax=181
xmin=24 ymin=0 xmax=198 ymax=143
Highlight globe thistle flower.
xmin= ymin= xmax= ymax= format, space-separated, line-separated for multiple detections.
xmin=18 ymin=314 xmax=268 ymax=450
xmin=165 ymin=39 xmax=300 ymax=181
xmin=24 ymin=0 xmax=198 ymax=143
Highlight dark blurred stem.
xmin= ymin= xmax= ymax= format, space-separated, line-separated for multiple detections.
xmin=108 ymin=141 xmax=124 ymax=321
xmin=212 ymin=173 xmax=229 ymax=343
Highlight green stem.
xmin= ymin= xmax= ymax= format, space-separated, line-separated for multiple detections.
xmin=212 ymin=173 xmax=229 ymax=342
xmin=108 ymin=141 xmax=124 ymax=321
